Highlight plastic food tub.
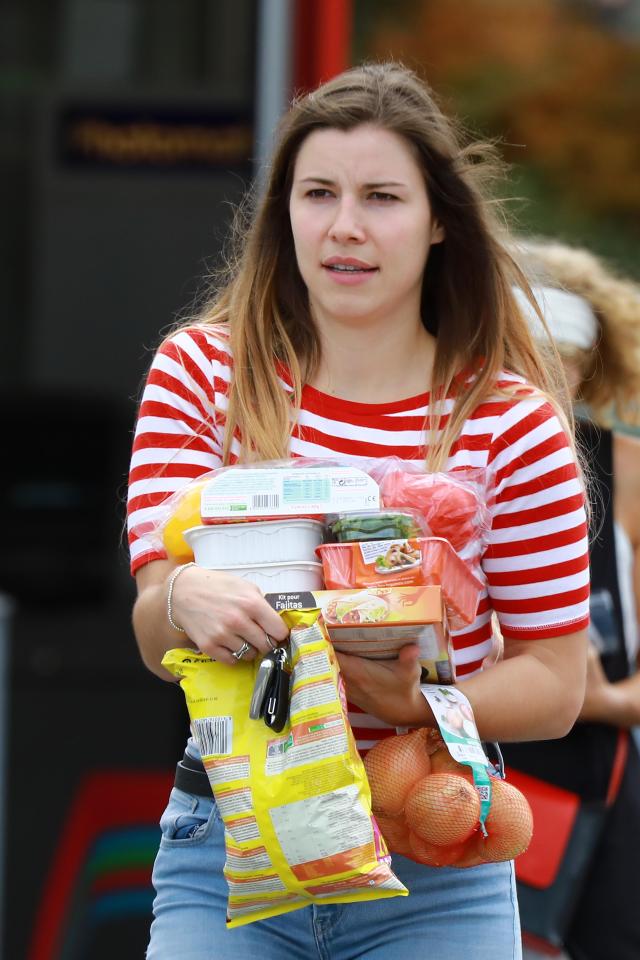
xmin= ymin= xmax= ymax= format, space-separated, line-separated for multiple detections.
xmin=184 ymin=519 xmax=325 ymax=566
xmin=327 ymin=510 xmax=425 ymax=543
xmin=196 ymin=560 xmax=324 ymax=592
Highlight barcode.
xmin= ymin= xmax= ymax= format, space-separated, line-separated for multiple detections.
xmin=251 ymin=494 xmax=279 ymax=508
xmin=193 ymin=716 xmax=232 ymax=756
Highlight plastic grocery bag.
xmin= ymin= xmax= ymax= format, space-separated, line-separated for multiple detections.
xmin=369 ymin=461 xmax=489 ymax=561
xmin=162 ymin=608 xmax=407 ymax=928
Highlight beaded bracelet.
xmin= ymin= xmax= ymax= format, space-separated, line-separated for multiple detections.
xmin=167 ymin=562 xmax=197 ymax=633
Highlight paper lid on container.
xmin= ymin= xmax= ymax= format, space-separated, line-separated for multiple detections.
xmin=201 ymin=465 xmax=379 ymax=520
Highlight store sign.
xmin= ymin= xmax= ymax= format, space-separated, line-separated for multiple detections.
xmin=57 ymin=105 xmax=253 ymax=170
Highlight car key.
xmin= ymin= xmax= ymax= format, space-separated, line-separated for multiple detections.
xmin=263 ymin=645 xmax=291 ymax=733
xmin=249 ymin=652 xmax=277 ymax=720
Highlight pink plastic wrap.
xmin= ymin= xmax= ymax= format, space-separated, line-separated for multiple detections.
xmin=368 ymin=462 xmax=489 ymax=555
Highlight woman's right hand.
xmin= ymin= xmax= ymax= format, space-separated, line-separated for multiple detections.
xmin=132 ymin=558 xmax=290 ymax=678
xmin=169 ymin=565 xmax=290 ymax=664
xmin=172 ymin=566 xmax=288 ymax=663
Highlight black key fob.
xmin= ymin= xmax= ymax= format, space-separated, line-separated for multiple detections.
xmin=263 ymin=646 xmax=291 ymax=733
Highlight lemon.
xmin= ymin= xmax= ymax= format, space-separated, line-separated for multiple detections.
xmin=161 ymin=481 xmax=207 ymax=561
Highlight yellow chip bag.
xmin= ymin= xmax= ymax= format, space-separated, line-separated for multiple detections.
xmin=162 ymin=608 xmax=407 ymax=928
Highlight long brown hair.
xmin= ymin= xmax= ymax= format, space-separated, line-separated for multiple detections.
xmin=185 ymin=62 xmax=572 ymax=468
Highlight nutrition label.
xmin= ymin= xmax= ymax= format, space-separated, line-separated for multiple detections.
xmin=226 ymin=874 xmax=288 ymax=896
xmin=294 ymin=650 xmax=332 ymax=680
xmin=215 ymin=786 xmax=253 ymax=819
xmin=269 ymin=785 xmax=373 ymax=865
xmin=265 ymin=728 xmax=348 ymax=776
xmin=225 ymin=845 xmax=273 ymax=873
xmin=290 ymin=678 xmax=339 ymax=716
xmin=204 ymin=755 xmax=250 ymax=785
xmin=265 ymin=724 xmax=348 ymax=776
xmin=225 ymin=815 xmax=261 ymax=844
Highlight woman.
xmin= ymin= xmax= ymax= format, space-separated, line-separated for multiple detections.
xmin=127 ymin=64 xmax=589 ymax=960
xmin=506 ymin=240 xmax=640 ymax=960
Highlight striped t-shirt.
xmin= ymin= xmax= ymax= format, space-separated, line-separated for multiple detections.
xmin=128 ymin=325 xmax=590 ymax=751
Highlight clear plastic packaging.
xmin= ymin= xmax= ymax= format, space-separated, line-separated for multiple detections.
xmin=326 ymin=509 xmax=427 ymax=543
xmin=132 ymin=458 xmax=375 ymax=563
xmin=132 ymin=456 xmax=489 ymax=571
xmin=368 ymin=461 xmax=489 ymax=557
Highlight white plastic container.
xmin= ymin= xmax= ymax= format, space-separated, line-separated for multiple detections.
xmin=198 ymin=560 xmax=324 ymax=592
xmin=184 ymin=519 xmax=324 ymax=566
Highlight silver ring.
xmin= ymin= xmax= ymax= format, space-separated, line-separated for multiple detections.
xmin=265 ymin=633 xmax=277 ymax=651
xmin=232 ymin=641 xmax=252 ymax=661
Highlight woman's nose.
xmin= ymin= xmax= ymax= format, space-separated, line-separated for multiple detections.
xmin=328 ymin=198 xmax=365 ymax=243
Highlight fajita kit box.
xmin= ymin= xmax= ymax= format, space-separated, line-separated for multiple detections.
xmin=315 ymin=536 xmax=482 ymax=632
xmin=266 ymin=585 xmax=456 ymax=684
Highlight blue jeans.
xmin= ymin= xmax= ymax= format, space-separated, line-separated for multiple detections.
xmin=147 ymin=786 xmax=522 ymax=960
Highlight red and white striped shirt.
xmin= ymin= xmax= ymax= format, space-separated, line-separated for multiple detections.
xmin=128 ymin=325 xmax=589 ymax=750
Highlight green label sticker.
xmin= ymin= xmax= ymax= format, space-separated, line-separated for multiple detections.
xmin=421 ymin=685 xmax=492 ymax=832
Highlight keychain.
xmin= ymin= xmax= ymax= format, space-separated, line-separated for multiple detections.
xmin=263 ymin=645 xmax=292 ymax=733
xmin=249 ymin=652 xmax=278 ymax=720
xmin=248 ymin=642 xmax=292 ymax=732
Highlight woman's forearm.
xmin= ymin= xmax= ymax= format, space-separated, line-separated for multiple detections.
xmin=338 ymin=629 xmax=588 ymax=742
xmin=132 ymin=559 xmax=290 ymax=679
xmin=453 ymin=634 xmax=587 ymax=742
xmin=133 ymin=561 xmax=197 ymax=680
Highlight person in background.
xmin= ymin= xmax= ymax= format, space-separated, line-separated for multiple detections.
xmin=127 ymin=65 xmax=589 ymax=960
xmin=507 ymin=239 xmax=640 ymax=960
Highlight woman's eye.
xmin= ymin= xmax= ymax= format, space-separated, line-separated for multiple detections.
xmin=306 ymin=188 xmax=334 ymax=199
xmin=368 ymin=192 xmax=397 ymax=202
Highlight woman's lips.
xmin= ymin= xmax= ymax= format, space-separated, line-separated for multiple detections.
xmin=322 ymin=263 xmax=379 ymax=285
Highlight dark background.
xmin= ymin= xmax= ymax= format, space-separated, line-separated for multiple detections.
xmin=1 ymin=2 xmax=255 ymax=957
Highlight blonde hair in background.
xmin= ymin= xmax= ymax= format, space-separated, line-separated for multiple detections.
xmin=174 ymin=62 xmax=576 ymax=470
xmin=516 ymin=239 xmax=640 ymax=428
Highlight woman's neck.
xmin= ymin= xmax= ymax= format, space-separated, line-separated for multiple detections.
xmin=310 ymin=315 xmax=436 ymax=404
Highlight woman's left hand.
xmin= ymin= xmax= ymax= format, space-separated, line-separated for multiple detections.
xmin=335 ymin=644 xmax=435 ymax=728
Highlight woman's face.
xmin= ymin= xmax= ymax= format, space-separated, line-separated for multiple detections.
xmin=289 ymin=124 xmax=444 ymax=330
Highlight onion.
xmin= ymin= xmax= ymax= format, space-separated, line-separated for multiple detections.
xmin=363 ymin=729 xmax=431 ymax=816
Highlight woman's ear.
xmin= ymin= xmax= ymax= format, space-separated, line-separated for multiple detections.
xmin=430 ymin=220 xmax=445 ymax=245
